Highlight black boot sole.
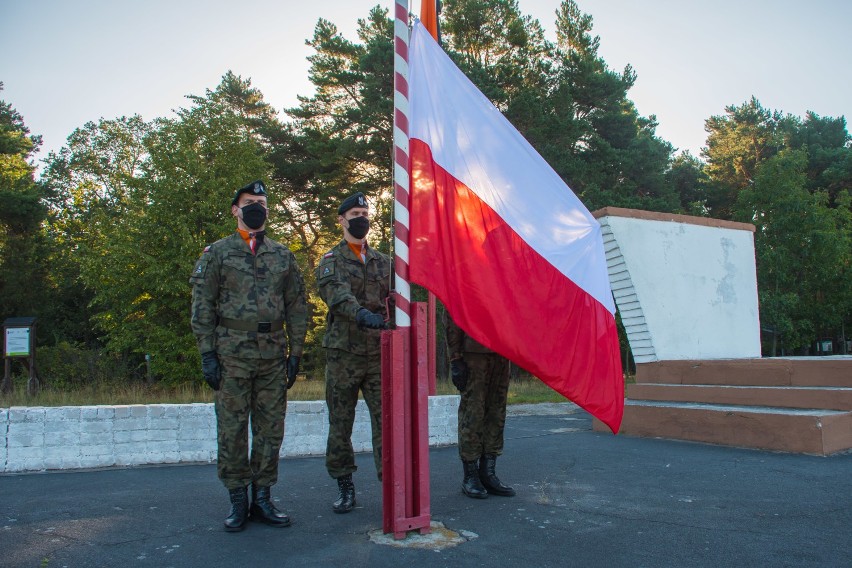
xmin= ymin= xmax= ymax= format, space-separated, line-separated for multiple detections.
xmin=462 ymin=487 xmax=488 ymax=499
xmin=482 ymin=480 xmax=516 ymax=496
xmin=249 ymin=506 xmax=292 ymax=527
xmin=224 ymin=522 xmax=247 ymax=532
xmin=250 ymin=517 xmax=292 ymax=527
xmin=332 ymin=502 xmax=356 ymax=514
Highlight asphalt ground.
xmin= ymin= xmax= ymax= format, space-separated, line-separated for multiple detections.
xmin=1 ymin=403 xmax=850 ymax=568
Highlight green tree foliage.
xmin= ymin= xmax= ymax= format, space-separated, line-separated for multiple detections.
xmin=28 ymin=2 xmax=716 ymax=386
xmin=284 ymin=0 xmax=685 ymax=252
xmin=285 ymin=7 xmax=395 ymax=252
xmin=789 ymin=111 xmax=852 ymax=207
xmin=666 ymin=151 xmax=709 ymax=215
xmin=733 ymin=150 xmax=852 ymax=354
xmin=554 ymin=0 xmax=677 ymax=211
xmin=41 ymin=115 xmax=150 ymax=347
xmin=41 ymin=75 xmax=272 ymax=382
xmin=441 ymin=0 xmax=551 ymax=107
xmin=440 ymin=0 xmax=678 ymax=212
xmin=116 ymin=81 xmax=271 ymax=381
xmin=703 ymin=97 xmax=792 ymax=218
xmin=277 ymin=8 xmax=399 ymax=376
xmin=0 ymin=83 xmax=49 ymax=329
xmin=29 ymin=2 xmax=851 ymax=390
xmin=705 ymin=97 xmax=852 ymax=353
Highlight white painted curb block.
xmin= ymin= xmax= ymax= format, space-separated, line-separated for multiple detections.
xmin=1 ymin=396 xmax=460 ymax=473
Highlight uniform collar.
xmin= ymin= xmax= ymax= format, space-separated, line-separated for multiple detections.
xmin=339 ymin=239 xmax=371 ymax=261
xmin=234 ymin=230 xmax=268 ymax=253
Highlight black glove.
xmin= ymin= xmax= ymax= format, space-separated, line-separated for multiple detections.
xmin=450 ymin=358 xmax=469 ymax=391
xmin=201 ymin=351 xmax=221 ymax=391
xmin=356 ymin=307 xmax=386 ymax=330
xmin=286 ymin=355 xmax=300 ymax=390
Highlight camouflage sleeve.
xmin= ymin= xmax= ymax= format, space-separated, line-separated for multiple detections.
xmin=315 ymin=253 xmax=361 ymax=319
xmin=283 ymin=251 xmax=308 ymax=357
xmin=444 ymin=313 xmax=465 ymax=358
xmin=189 ymin=246 xmax=220 ymax=354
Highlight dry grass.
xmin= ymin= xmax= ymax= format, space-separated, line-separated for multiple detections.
xmin=0 ymin=381 xmax=213 ymax=407
xmin=0 ymin=375 xmax=569 ymax=407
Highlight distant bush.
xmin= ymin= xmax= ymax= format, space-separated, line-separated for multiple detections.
xmin=35 ymin=342 xmax=145 ymax=389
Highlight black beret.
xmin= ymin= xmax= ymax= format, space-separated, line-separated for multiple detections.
xmin=232 ymin=180 xmax=267 ymax=205
xmin=338 ymin=192 xmax=369 ymax=215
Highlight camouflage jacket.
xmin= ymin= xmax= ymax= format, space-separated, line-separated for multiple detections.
xmin=445 ymin=315 xmax=496 ymax=358
xmin=316 ymin=240 xmax=391 ymax=355
xmin=189 ymin=233 xmax=308 ymax=359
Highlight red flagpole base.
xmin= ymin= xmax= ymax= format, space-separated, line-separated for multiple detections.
xmin=381 ymin=302 xmax=432 ymax=538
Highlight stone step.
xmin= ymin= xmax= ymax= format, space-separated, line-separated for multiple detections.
xmin=628 ymin=383 xmax=852 ymax=411
xmin=635 ymin=357 xmax=852 ymax=387
xmin=593 ymin=400 xmax=852 ymax=456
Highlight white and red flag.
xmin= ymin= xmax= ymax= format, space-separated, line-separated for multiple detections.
xmin=407 ymin=21 xmax=624 ymax=433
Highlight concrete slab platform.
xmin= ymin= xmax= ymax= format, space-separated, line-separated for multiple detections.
xmin=595 ymin=400 xmax=852 ymax=455
xmin=627 ymin=383 xmax=852 ymax=410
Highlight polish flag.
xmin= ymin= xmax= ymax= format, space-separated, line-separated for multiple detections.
xmin=407 ymin=21 xmax=624 ymax=433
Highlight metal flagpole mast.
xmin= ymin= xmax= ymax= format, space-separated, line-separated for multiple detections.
xmin=381 ymin=0 xmax=432 ymax=539
xmin=392 ymin=8 xmax=412 ymax=328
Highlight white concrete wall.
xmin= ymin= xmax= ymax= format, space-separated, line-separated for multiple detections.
xmin=597 ymin=209 xmax=761 ymax=362
xmin=1 ymin=396 xmax=460 ymax=473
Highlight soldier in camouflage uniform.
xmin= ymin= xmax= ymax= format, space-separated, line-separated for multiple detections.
xmin=315 ymin=192 xmax=390 ymax=514
xmin=446 ymin=315 xmax=516 ymax=499
xmin=190 ymin=180 xmax=308 ymax=532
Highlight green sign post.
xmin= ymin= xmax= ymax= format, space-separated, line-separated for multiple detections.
xmin=3 ymin=317 xmax=38 ymax=395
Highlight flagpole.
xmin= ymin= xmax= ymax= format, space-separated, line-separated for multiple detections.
xmin=392 ymin=0 xmax=412 ymax=329
xmin=382 ymin=0 xmax=432 ymax=539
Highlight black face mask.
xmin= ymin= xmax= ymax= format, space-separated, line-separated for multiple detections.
xmin=347 ymin=216 xmax=370 ymax=239
xmin=241 ymin=203 xmax=267 ymax=230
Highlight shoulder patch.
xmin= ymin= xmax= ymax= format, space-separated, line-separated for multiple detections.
xmin=318 ymin=262 xmax=335 ymax=279
xmin=323 ymin=252 xmax=334 ymax=259
xmin=203 ymin=245 xmax=211 ymax=253
xmin=190 ymin=258 xmax=208 ymax=282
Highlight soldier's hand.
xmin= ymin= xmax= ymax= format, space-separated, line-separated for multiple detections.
xmin=450 ymin=359 xmax=469 ymax=391
xmin=201 ymin=351 xmax=221 ymax=391
xmin=385 ymin=292 xmax=396 ymax=317
xmin=356 ymin=307 xmax=386 ymax=330
xmin=286 ymin=355 xmax=301 ymax=390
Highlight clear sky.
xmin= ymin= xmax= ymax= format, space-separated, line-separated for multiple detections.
xmin=2 ymin=0 xmax=850 ymax=169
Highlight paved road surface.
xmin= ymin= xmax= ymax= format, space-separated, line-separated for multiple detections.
xmin=2 ymin=404 xmax=849 ymax=567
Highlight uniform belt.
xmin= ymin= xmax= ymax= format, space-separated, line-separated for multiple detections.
xmin=218 ymin=318 xmax=284 ymax=333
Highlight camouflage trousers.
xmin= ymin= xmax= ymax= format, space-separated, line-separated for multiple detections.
xmin=324 ymin=348 xmax=382 ymax=480
xmin=457 ymin=352 xmax=511 ymax=462
xmin=215 ymin=356 xmax=287 ymax=490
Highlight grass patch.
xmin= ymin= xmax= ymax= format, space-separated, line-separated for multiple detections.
xmin=0 ymin=375 xmax=571 ymax=407
xmin=507 ymin=383 xmax=570 ymax=405
xmin=0 ymin=381 xmax=214 ymax=407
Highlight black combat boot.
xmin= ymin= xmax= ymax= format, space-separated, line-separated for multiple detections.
xmin=332 ymin=474 xmax=356 ymax=514
xmin=479 ymin=454 xmax=516 ymax=497
xmin=250 ymin=485 xmax=291 ymax=527
xmin=461 ymin=459 xmax=488 ymax=499
xmin=224 ymin=486 xmax=249 ymax=532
